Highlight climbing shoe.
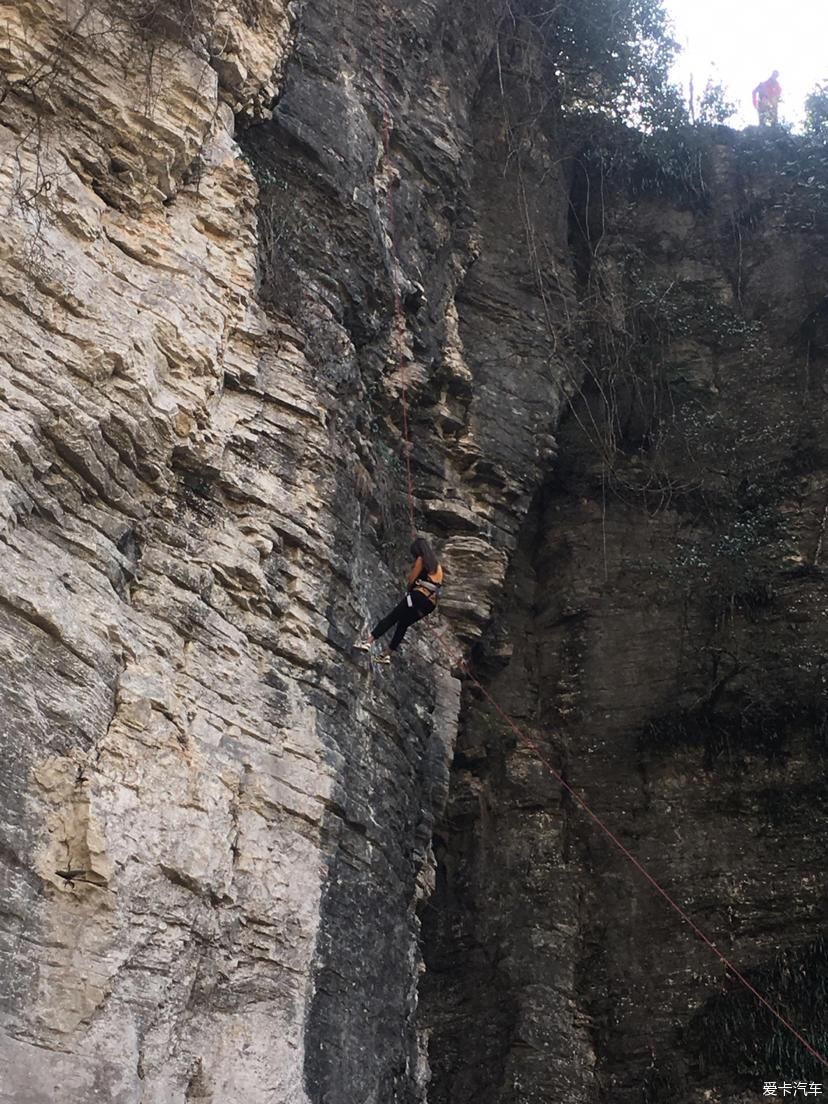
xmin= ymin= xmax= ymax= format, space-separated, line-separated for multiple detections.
xmin=354 ymin=638 xmax=374 ymax=652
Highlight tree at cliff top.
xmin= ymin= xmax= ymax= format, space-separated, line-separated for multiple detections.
xmin=695 ymin=78 xmax=737 ymax=126
xmin=804 ymin=81 xmax=828 ymax=139
xmin=515 ymin=0 xmax=686 ymax=127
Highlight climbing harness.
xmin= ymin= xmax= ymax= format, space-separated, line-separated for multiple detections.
xmin=411 ymin=581 xmax=441 ymax=601
xmin=374 ymin=22 xmax=828 ymax=1074
xmin=411 ymin=574 xmax=443 ymax=603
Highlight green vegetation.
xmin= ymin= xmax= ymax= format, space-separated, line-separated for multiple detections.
xmin=685 ymin=936 xmax=828 ymax=1082
xmin=670 ymin=508 xmax=783 ymax=618
xmin=505 ymin=0 xmax=685 ymax=128
xmin=632 ymin=280 xmax=763 ymax=351
xmin=528 ymin=0 xmax=684 ymax=125
xmin=576 ymin=124 xmax=710 ymax=204
xmin=696 ymin=78 xmax=737 ymax=127
xmin=556 ymin=263 xmax=779 ymax=520
xmin=804 ymin=81 xmax=828 ymax=140
xmin=638 ymin=686 xmax=827 ymax=768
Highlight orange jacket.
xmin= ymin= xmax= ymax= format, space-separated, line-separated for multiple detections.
xmin=407 ymin=557 xmax=443 ymax=602
xmin=753 ymin=78 xmax=781 ymax=108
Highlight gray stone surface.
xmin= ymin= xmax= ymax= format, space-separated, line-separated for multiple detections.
xmin=1 ymin=1 xmax=567 ymax=1100
xmin=1 ymin=2 xmax=826 ymax=1103
xmin=422 ymin=132 xmax=828 ymax=1104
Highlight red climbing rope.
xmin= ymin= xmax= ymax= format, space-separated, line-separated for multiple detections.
xmin=429 ymin=625 xmax=828 ymax=1070
xmin=375 ymin=17 xmax=828 ymax=1075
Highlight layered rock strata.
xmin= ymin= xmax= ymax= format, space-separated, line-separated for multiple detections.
xmin=1 ymin=1 xmax=570 ymax=1101
xmin=2 ymin=1 xmax=826 ymax=1102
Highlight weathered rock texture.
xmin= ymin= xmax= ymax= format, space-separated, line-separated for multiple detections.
xmin=422 ymin=136 xmax=828 ymax=1103
xmin=1 ymin=1 xmax=567 ymax=1100
xmin=1 ymin=0 xmax=826 ymax=1102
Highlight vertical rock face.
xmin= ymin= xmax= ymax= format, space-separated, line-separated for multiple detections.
xmin=422 ymin=137 xmax=828 ymax=1103
xmin=0 ymin=2 xmax=332 ymax=1100
xmin=240 ymin=5 xmax=574 ymax=1101
xmin=1 ymin=1 xmax=569 ymax=1100
xmin=1 ymin=3 xmax=826 ymax=1104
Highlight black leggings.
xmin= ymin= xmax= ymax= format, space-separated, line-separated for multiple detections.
xmin=372 ymin=591 xmax=434 ymax=651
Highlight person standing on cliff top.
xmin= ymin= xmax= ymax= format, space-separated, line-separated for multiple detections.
xmin=753 ymin=70 xmax=781 ymax=126
xmin=355 ymin=537 xmax=443 ymax=663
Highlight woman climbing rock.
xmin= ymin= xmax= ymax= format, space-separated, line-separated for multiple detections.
xmin=356 ymin=537 xmax=443 ymax=663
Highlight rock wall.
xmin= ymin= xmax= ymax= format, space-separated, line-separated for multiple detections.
xmin=1 ymin=1 xmax=569 ymax=1101
xmin=0 ymin=2 xmax=333 ymax=1100
xmin=222 ymin=3 xmax=575 ymax=1100
xmin=421 ymin=135 xmax=828 ymax=1103
xmin=2 ymin=2 xmax=826 ymax=1103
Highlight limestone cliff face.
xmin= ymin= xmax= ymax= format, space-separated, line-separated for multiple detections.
xmin=1 ymin=2 xmax=566 ymax=1100
xmin=1 ymin=3 xmax=826 ymax=1104
xmin=0 ymin=2 xmax=323 ymax=1100
xmin=422 ymin=138 xmax=828 ymax=1104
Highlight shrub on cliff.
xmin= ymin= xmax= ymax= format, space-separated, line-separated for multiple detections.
xmin=804 ymin=81 xmax=828 ymax=139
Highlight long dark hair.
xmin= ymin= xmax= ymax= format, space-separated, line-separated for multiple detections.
xmin=410 ymin=536 xmax=438 ymax=574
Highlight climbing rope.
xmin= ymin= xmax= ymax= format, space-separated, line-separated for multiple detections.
xmin=374 ymin=20 xmax=828 ymax=1073
xmin=429 ymin=624 xmax=828 ymax=1070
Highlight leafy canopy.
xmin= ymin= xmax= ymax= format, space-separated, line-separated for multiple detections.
xmin=804 ymin=81 xmax=828 ymax=139
xmin=518 ymin=0 xmax=686 ymax=128
xmin=696 ymin=78 xmax=737 ymax=126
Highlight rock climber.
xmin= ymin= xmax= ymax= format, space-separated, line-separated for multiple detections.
xmin=355 ymin=537 xmax=443 ymax=663
xmin=752 ymin=70 xmax=781 ymax=126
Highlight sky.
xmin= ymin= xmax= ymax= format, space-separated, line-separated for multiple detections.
xmin=664 ymin=0 xmax=828 ymax=129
